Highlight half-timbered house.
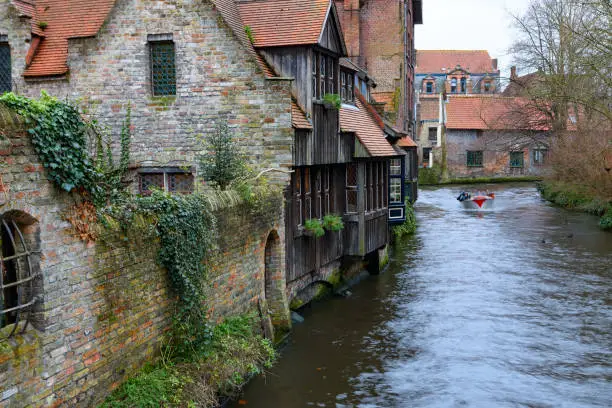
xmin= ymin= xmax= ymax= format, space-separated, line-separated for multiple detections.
xmin=238 ymin=0 xmax=404 ymax=288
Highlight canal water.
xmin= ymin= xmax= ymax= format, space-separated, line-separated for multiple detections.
xmin=233 ymin=184 xmax=612 ymax=408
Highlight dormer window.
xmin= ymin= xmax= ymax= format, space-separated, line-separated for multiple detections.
xmin=0 ymin=36 xmax=10 ymax=94
xmin=426 ymin=81 xmax=433 ymax=93
xmin=340 ymin=70 xmax=354 ymax=104
xmin=451 ymin=78 xmax=457 ymax=93
xmin=460 ymin=77 xmax=466 ymax=93
xmin=313 ymin=51 xmax=338 ymax=100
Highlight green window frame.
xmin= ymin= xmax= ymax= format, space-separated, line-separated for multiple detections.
xmin=466 ymin=150 xmax=483 ymax=167
xmin=149 ymin=39 xmax=176 ymax=96
xmin=510 ymin=151 xmax=524 ymax=168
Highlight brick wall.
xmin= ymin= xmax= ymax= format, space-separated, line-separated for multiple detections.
xmin=0 ymin=0 xmax=294 ymax=405
xmin=0 ymin=107 xmax=290 ymax=406
xmin=1 ymin=0 xmax=294 ymax=185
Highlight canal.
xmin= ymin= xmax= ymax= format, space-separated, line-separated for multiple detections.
xmin=234 ymin=184 xmax=612 ymax=408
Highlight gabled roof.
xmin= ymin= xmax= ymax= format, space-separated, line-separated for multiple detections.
xmin=22 ymin=0 xmax=116 ymax=77
xmin=416 ymin=50 xmax=497 ymax=75
xmin=340 ymin=99 xmax=397 ymax=157
xmin=445 ymin=95 xmax=549 ymax=131
xmin=237 ymin=0 xmax=332 ymax=48
xmin=212 ymin=0 xmax=275 ymax=77
xmin=292 ymin=100 xmax=312 ymax=129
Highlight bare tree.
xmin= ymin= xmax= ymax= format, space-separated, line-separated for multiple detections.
xmin=509 ymin=0 xmax=611 ymax=128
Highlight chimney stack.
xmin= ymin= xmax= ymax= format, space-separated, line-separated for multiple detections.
xmin=510 ymin=66 xmax=517 ymax=79
xmin=492 ymin=58 xmax=498 ymax=70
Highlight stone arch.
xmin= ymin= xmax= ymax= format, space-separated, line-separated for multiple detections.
xmin=262 ymin=229 xmax=290 ymax=338
xmin=0 ymin=210 xmax=43 ymax=336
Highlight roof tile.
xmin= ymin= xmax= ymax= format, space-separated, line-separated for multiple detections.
xmin=416 ymin=50 xmax=497 ymax=74
xmin=340 ymin=99 xmax=397 ymax=157
xmin=24 ymin=0 xmax=116 ymax=77
xmin=292 ymin=100 xmax=312 ymax=129
xmin=237 ymin=0 xmax=330 ymax=47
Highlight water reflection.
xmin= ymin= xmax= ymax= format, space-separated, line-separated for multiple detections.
xmin=234 ymin=184 xmax=612 ymax=408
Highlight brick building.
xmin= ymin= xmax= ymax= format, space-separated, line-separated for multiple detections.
xmin=0 ymin=0 xmax=294 ymax=405
xmin=334 ymin=0 xmax=422 ymax=200
xmin=414 ymin=49 xmax=501 ymax=168
xmin=0 ymin=0 xmax=427 ymax=405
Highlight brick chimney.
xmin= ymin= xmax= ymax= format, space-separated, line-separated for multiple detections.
xmin=491 ymin=58 xmax=498 ymax=71
xmin=510 ymin=66 xmax=517 ymax=79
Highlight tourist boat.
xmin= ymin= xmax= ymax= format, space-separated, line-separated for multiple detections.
xmin=457 ymin=191 xmax=495 ymax=209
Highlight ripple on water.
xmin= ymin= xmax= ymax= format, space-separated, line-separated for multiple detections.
xmin=233 ymin=184 xmax=612 ymax=408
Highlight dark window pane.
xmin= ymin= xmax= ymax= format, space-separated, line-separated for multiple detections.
xmin=467 ymin=151 xmax=484 ymax=167
xmin=0 ymin=43 xmax=11 ymax=94
xmin=510 ymin=151 xmax=524 ymax=168
xmin=140 ymin=173 xmax=164 ymax=194
xmin=168 ymin=173 xmax=194 ymax=194
xmin=150 ymin=41 xmax=176 ymax=96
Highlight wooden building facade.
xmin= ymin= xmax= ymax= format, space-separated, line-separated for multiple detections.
xmin=238 ymin=0 xmax=405 ymax=285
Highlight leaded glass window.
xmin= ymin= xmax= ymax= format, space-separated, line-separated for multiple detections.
xmin=345 ymin=164 xmax=358 ymax=213
xmin=467 ymin=150 xmax=483 ymax=167
xmin=510 ymin=151 xmax=524 ymax=168
xmin=0 ymin=39 xmax=11 ymax=94
xmin=139 ymin=169 xmax=193 ymax=195
xmin=150 ymin=41 xmax=176 ymax=96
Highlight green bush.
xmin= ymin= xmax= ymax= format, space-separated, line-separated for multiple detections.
xmin=322 ymin=93 xmax=341 ymax=109
xmin=418 ymin=167 xmax=441 ymax=185
xmin=599 ymin=206 xmax=612 ymax=231
xmin=392 ymin=202 xmax=416 ymax=239
xmin=322 ymin=214 xmax=344 ymax=231
xmin=198 ymin=121 xmax=247 ymax=190
xmin=304 ymin=218 xmax=325 ymax=238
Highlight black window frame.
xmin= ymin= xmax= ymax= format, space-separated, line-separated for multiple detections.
xmin=426 ymin=81 xmax=433 ymax=93
xmin=0 ymin=36 xmax=11 ymax=95
xmin=138 ymin=167 xmax=194 ymax=195
xmin=428 ymin=127 xmax=437 ymax=142
xmin=149 ymin=34 xmax=177 ymax=97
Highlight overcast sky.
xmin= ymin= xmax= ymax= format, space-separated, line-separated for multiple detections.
xmin=415 ymin=0 xmax=533 ymax=79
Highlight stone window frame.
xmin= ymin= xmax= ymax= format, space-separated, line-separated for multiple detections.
xmin=138 ymin=167 xmax=194 ymax=195
xmin=0 ymin=34 xmax=11 ymax=95
xmin=1 ymin=211 xmax=42 ymax=337
xmin=148 ymin=33 xmax=177 ymax=97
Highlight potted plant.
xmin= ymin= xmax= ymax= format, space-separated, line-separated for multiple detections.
xmin=322 ymin=93 xmax=341 ymax=110
xmin=304 ymin=218 xmax=325 ymax=238
xmin=322 ymin=214 xmax=344 ymax=232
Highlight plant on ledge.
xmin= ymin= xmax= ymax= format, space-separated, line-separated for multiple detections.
xmin=304 ymin=218 xmax=325 ymax=238
xmin=322 ymin=214 xmax=344 ymax=232
xmin=322 ymin=93 xmax=341 ymax=110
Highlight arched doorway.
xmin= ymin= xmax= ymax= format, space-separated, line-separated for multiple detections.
xmin=262 ymin=230 xmax=290 ymax=340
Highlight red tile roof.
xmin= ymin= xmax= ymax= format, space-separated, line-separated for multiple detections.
xmin=416 ymin=50 xmax=497 ymax=74
xmin=11 ymin=0 xmax=35 ymax=18
xmin=23 ymin=0 xmax=116 ymax=77
xmin=340 ymin=99 xmax=397 ymax=157
xmin=212 ymin=0 xmax=275 ymax=77
xmin=397 ymin=137 xmax=417 ymax=147
xmin=445 ymin=95 xmax=549 ymax=131
xmin=292 ymin=100 xmax=312 ymax=129
xmin=237 ymin=0 xmax=330 ymax=47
